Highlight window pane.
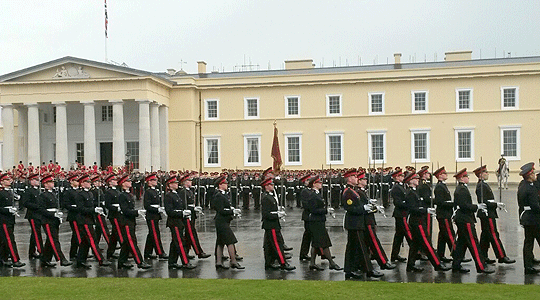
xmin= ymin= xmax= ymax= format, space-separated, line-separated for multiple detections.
xmin=207 ymin=101 xmax=218 ymax=118
xmin=371 ymin=94 xmax=383 ymax=113
xmin=246 ymin=99 xmax=258 ymax=117
xmin=458 ymin=91 xmax=470 ymax=110
xmin=457 ymin=131 xmax=471 ymax=158
xmin=329 ymin=135 xmax=342 ymax=161
xmin=503 ymin=130 xmax=517 ymax=156
xmin=287 ymin=136 xmax=300 ymax=162
xmin=371 ymin=134 xmax=384 ymax=160
xmin=287 ymin=97 xmax=299 ymax=115
xmin=503 ymin=88 xmax=516 ymax=108
xmin=126 ymin=142 xmax=139 ymax=169
xmin=247 ymin=138 xmax=259 ymax=163
xmin=328 ymin=96 xmax=341 ymax=114
xmin=414 ymin=92 xmax=426 ymax=111
xmin=414 ymin=133 xmax=427 ymax=160
xmin=207 ymin=139 xmax=219 ymax=164
xmin=76 ymin=143 xmax=84 ymax=165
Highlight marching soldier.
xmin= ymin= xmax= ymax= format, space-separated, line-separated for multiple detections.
xmin=473 ymin=165 xmax=515 ymax=265
xmin=20 ymin=173 xmax=43 ymax=259
xmin=240 ymin=173 xmax=251 ymax=210
xmin=91 ymin=175 xmax=110 ymax=247
xmin=229 ymin=173 xmax=239 ymax=208
xmin=451 ymin=168 xmax=494 ymax=274
xmin=164 ymin=175 xmax=196 ymax=269
xmin=433 ymin=167 xmax=456 ymax=262
xmin=417 ymin=167 xmax=433 ymax=243
xmin=38 ymin=174 xmax=72 ymax=267
xmin=143 ymin=173 xmax=168 ymax=260
xmin=380 ymin=168 xmax=392 ymax=208
xmin=517 ymin=162 xmax=540 ymax=274
xmin=252 ymin=173 xmax=262 ymax=210
xmin=298 ymin=174 xmax=313 ymax=261
xmin=117 ymin=174 xmax=151 ymax=269
xmin=0 ymin=173 xmax=25 ymax=268
xmin=390 ymin=168 xmax=412 ymax=263
xmin=104 ymin=174 xmax=122 ymax=260
xmin=260 ymin=177 xmax=295 ymax=271
xmin=64 ymin=173 xmax=81 ymax=261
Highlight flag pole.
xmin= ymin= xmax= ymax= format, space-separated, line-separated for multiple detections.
xmin=104 ymin=0 xmax=109 ymax=62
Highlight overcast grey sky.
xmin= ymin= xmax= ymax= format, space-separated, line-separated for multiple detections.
xmin=1 ymin=0 xmax=539 ymax=75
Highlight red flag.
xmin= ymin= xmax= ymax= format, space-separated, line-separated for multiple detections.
xmin=271 ymin=123 xmax=282 ymax=174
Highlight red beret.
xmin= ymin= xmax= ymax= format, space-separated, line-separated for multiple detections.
xmin=105 ymin=174 xmax=117 ymax=183
xmin=145 ymin=173 xmax=158 ymax=182
xmin=357 ymin=171 xmax=367 ymax=180
xmin=391 ymin=169 xmax=403 ymax=178
xmin=117 ymin=174 xmax=131 ymax=185
xmin=178 ymin=174 xmax=191 ymax=184
xmin=214 ymin=175 xmax=227 ymax=186
xmin=433 ymin=167 xmax=446 ymax=178
xmin=343 ymin=169 xmax=358 ymax=178
xmin=473 ymin=165 xmax=487 ymax=177
xmin=404 ymin=172 xmax=420 ymax=183
xmin=454 ymin=168 xmax=468 ymax=179
xmin=41 ymin=174 xmax=54 ymax=184
xmin=417 ymin=167 xmax=430 ymax=177
xmin=300 ymin=174 xmax=311 ymax=184
xmin=78 ymin=174 xmax=90 ymax=183
xmin=166 ymin=175 xmax=179 ymax=185
xmin=27 ymin=173 xmax=40 ymax=181
xmin=261 ymin=178 xmax=274 ymax=187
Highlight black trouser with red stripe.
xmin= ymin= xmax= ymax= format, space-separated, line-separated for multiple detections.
xmin=523 ymin=224 xmax=540 ymax=269
xmin=77 ymin=223 xmax=104 ymax=264
xmin=107 ymin=217 xmax=124 ymax=258
xmin=452 ymin=222 xmax=486 ymax=272
xmin=28 ymin=218 xmax=43 ymax=256
xmin=479 ymin=217 xmax=506 ymax=260
xmin=407 ymin=221 xmax=442 ymax=269
xmin=263 ymin=228 xmax=287 ymax=266
xmin=344 ymin=229 xmax=373 ymax=274
xmin=69 ymin=220 xmax=82 ymax=260
xmin=144 ymin=219 xmax=165 ymax=257
xmin=185 ymin=220 xmax=205 ymax=256
xmin=437 ymin=218 xmax=456 ymax=258
xmin=0 ymin=223 xmax=21 ymax=263
xmin=95 ymin=214 xmax=110 ymax=246
xmin=119 ymin=223 xmax=144 ymax=265
xmin=365 ymin=224 xmax=389 ymax=267
xmin=41 ymin=222 xmax=67 ymax=262
xmin=299 ymin=221 xmax=312 ymax=258
xmin=169 ymin=225 xmax=190 ymax=266
xmin=391 ymin=216 xmax=413 ymax=259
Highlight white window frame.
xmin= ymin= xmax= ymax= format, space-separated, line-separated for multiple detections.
xmin=455 ymin=88 xmax=473 ymax=112
xmin=284 ymin=133 xmax=302 ymax=166
xmin=243 ymin=133 xmax=261 ymax=167
xmin=368 ymin=92 xmax=385 ymax=115
xmin=499 ymin=125 xmax=521 ymax=161
xmin=244 ymin=97 xmax=260 ymax=119
xmin=411 ymin=90 xmax=429 ymax=113
xmin=454 ymin=127 xmax=475 ymax=162
xmin=204 ymin=99 xmax=220 ymax=120
xmin=326 ymin=94 xmax=342 ymax=117
xmin=367 ymin=130 xmax=387 ymax=164
xmin=284 ymin=96 xmax=301 ymax=118
xmin=500 ymin=86 xmax=519 ymax=110
xmin=101 ymin=105 xmax=113 ymax=122
xmin=203 ymin=135 xmax=221 ymax=167
xmin=325 ymin=131 xmax=344 ymax=165
xmin=410 ymin=128 xmax=431 ymax=163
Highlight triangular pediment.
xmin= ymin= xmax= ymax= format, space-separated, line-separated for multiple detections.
xmin=0 ymin=56 xmax=169 ymax=83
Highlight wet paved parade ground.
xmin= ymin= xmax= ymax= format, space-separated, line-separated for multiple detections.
xmin=3 ymin=184 xmax=539 ymax=284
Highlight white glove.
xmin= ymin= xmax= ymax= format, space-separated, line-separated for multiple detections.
xmin=477 ymin=203 xmax=487 ymax=211
xmin=138 ymin=209 xmax=146 ymax=214
xmin=364 ymin=204 xmax=373 ymax=211
xmin=327 ymin=207 xmax=335 ymax=214
xmin=158 ymin=207 xmax=166 ymax=213
xmin=278 ymin=211 xmax=286 ymax=218
xmin=369 ymin=199 xmax=378 ymax=205
xmin=497 ymin=202 xmax=506 ymax=210
xmin=182 ymin=210 xmax=192 ymax=217
xmin=95 ymin=207 xmax=104 ymax=214
xmin=194 ymin=206 xmax=203 ymax=213
xmin=112 ymin=204 xmax=120 ymax=211
xmin=150 ymin=204 xmax=159 ymax=208
xmin=427 ymin=208 xmax=436 ymax=215
xmin=54 ymin=211 xmax=64 ymax=218
xmin=47 ymin=208 xmax=59 ymax=213
xmin=233 ymin=208 xmax=242 ymax=215
xmin=7 ymin=206 xmax=17 ymax=214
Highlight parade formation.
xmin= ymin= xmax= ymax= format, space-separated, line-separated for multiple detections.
xmin=1 ymin=159 xmax=539 ymax=280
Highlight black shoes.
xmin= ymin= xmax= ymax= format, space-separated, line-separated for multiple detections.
xmin=381 ymin=262 xmax=396 ymax=270
xmin=499 ymin=257 xmax=516 ymax=264
xmin=12 ymin=261 xmax=25 ymax=268
xmin=118 ymin=263 xmax=134 ymax=269
xmin=29 ymin=253 xmax=41 ymax=259
xmin=391 ymin=256 xmax=407 ymax=263
xmin=283 ymin=245 xmax=293 ymax=251
xmin=168 ymin=263 xmax=181 ymax=269
xmin=462 ymin=258 xmax=472 ymax=263
xmin=182 ymin=263 xmax=196 ymax=269
xmin=215 ymin=264 xmax=229 ymax=270
xmin=41 ymin=261 xmax=56 ymax=268
xmin=525 ymin=267 xmax=540 ymax=275
xmin=158 ymin=255 xmax=169 ymax=260
xmin=418 ymin=254 xmax=429 ymax=261
xmin=198 ymin=253 xmax=211 ymax=259
xmin=60 ymin=260 xmax=73 ymax=266
xmin=265 ymin=263 xmax=281 ymax=270
xmin=366 ymin=270 xmax=384 ymax=278
xmin=478 ymin=267 xmax=495 ymax=274
xmin=230 ymin=263 xmax=245 ymax=269
xmin=235 ymin=256 xmax=244 ymax=261
xmin=284 ymin=253 xmax=292 ymax=259
xmin=76 ymin=262 xmax=92 ymax=269
xmin=144 ymin=254 xmax=157 ymax=260
xmin=137 ymin=262 xmax=152 ymax=269
xmin=281 ymin=263 xmax=296 ymax=271
xmin=440 ymin=257 xmax=453 ymax=263
xmin=406 ymin=265 xmax=424 ymax=273
xmin=329 ymin=263 xmax=343 ymax=271
xmin=309 ymin=264 xmax=324 ymax=271
xmin=187 ymin=255 xmax=196 ymax=260
xmin=434 ymin=264 xmax=451 ymax=271
xmin=345 ymin=271 xmax=363 ymax=279
xmin=99 ymin=260 xmax=112 ymax=267
xmin=452 ymin=266 xmax=470 ymax=273
xmin=299 ymin=255 xmax=311 ymax=261
xmin=485 ymin=258 xmax=496 ymax=264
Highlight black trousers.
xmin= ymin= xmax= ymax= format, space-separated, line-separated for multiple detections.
xmin=185 ymin=220 xmax=204 ymax=256
xmin=299 ymin=221 xmax=312 ymax=257
xmin=28 ymin=218 xmax=44 ymax=256
xmin=77 ymin=223 xmax=104 ymax=264
xmin=69 ymin=220 xmax=82 ymax=260
xmin=365 ymin=224 xmax=389 ymax=267
xmin=523 ymin=224 xmax=540 ymax=269
xmin=344 ymin=229 xmax=372 ymax=273
xmin=107 ymin=217 xmax=123 ymax=258
xmin=144 ymin=219 xmax=165 ymax=257
xmin=169 ymin=226 xmax=189 ymax=265
xmin=242 ymin=191 xmax=250 ymax=209
xmin=436 ymin=218 xmax=456 ymax=258
xmin=391 ymin=216 xmax=413 ymax=259
xmin=452 ymin=222 xmax=486 ymax=272
xmin=407 ymin=221 xmax=442 ymax=268
xmin=264 ymin=228 xmax=287 ymax=266
xmin=118 ymin=223 xmax=143 ymax=265
xmin=95 ymin=214 xmax=110 ymax=246
xmin=0 ymin=223 xmax=21 ymax=263
xmin=479 ymin=217 xmax=507 ymax=259
xmin=42 ymin=222 xmax=67 ymax=262
xmin=253 ymin=188 xmax=261 ymax=209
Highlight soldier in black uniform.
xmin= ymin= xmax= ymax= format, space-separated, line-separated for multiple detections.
xmin=252 ymin=173 xmax=262 ymax=210
xmin=104 ymin=174 xmax=122 ymax=260
xmin=330 ymin=171 xmax=342 ymax=209
xmin=451 ymin=168 xmax=494 ymax=274
xmin=298 ymin=174 xmax=313 ymax=261
xmin=342 ymin=169 xmax=380 ymax=279
xmin=205 ymin=173 xmax=217 ymax=209
xmin=74 ymin=175 xmax=111 ymax=268
xmin=473 ymin=165 xmax=515 ymax=265
xmin=143 ymin=173 xmax=168 ymax=260
xmin=178 ymin=175 xmax=210 ymax=259
xmin=116 ymin=175 xmax=151 ymax=269
xmin=417 ymin=167 xmax=433 ymax=244
xmin=213 ymin=175 xmax=244 ymax=269
xmin=0 ymin=173 xmax=25 ymax=268
xmin=390 ymin=169 xmax=412 ymax=263
xmin=20 ymin=173 xmax=43 ymax=259
xmin=517 ymin=162 xmax=540 ymax=274
xmin=240 ymin=173 xmax=251 ymax=210
xmin=229 ymin=173 xmax=239 ymax=208
xmin=433 ymin=167 xmax=456 ymax=262
xmin=380 ymin=168 xmax=392 ymax=208
xmin=91 ymin=175 xmax=110 ymax=248
xmin=164 ymin=175 xmax=196 ymax=269
xmin=64 ymin=174 xmax=81 ymax=261
xmin=260 ymin=178 xmax=295 ymax=271
xmin=403 ymin=172 xmax=450 ymax=272
xmin=38 ymin=174 xmax=72 ymax=267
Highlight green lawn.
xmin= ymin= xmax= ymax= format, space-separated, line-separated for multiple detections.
xmin=1 ymin=277 xmax=539 ymax=299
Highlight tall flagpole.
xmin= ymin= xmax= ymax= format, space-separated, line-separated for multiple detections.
xmin=104 ymin=0 xmax=108 ymax=62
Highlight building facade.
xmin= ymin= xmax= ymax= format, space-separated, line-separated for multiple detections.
xmin=0 ymin=51 xmax=538 ymax=182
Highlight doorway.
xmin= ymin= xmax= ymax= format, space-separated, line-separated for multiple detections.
xmin=100 ymin=142 xmax=113 ymax=169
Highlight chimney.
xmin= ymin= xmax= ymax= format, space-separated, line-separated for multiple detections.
xmin=284 ymin=59 xmax=314 ymax=70
xmin=167 ymin=68 xmax=176 ymax=76
xmin=394 ymin=53 xmax=402 ymax=65
xmin=197 ymin=61 xmax=207 ymax=74
xmin=444 ymin=50 xmax=472 ymax=62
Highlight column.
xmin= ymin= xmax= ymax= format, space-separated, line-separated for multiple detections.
xmin=150 ymin=102 xmax=160 ymax=170
xmin=26 ymin=103 xmax=40 ymax=167
xmin=159 ymin=105 xmax=169 ymax=171
xmin=110 ymin=100 xmax=125 ymax=167
xmin=1 ymin=104 xmax=14 ymax=170
xmin=137 ymin=99 xmax=151 ymax=172
xmin=16 ymin=106 xmax=28 ymax=166
xmin=81 ymin=101 xmax=97 ymax=166
xmin=54 ymin=102 xmax=69 ymax=168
